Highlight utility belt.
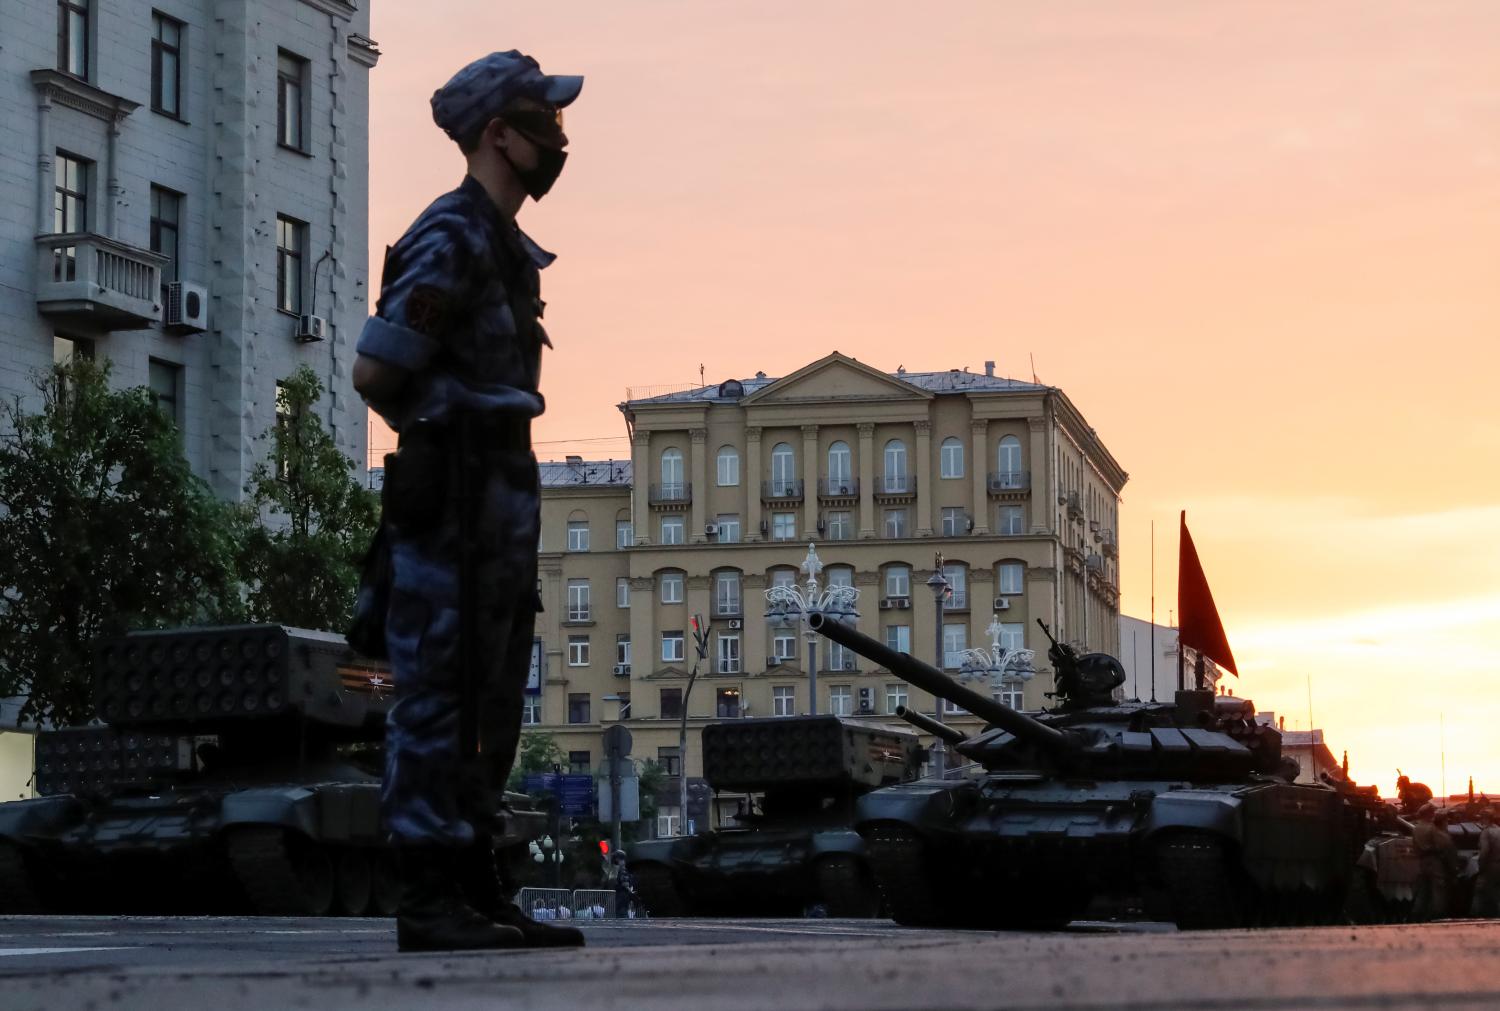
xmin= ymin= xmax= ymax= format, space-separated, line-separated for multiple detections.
xmin=385 ymin=414 xmax=534 ymax=532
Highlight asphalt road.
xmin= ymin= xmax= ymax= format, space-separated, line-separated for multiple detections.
xmin=2 ymin=915 xmax=1499 ymax=1010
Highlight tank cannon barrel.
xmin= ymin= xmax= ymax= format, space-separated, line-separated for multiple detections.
xmin=806 ymin=612 xmax=1079 ymax=758
xmin=894 ymin=706 xmax=967 ymax=747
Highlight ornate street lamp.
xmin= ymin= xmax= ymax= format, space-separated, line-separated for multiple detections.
xmin=764 ymin=543 xmax=859 ymax=716
xmin=957 ymin=615 xmax=1037 ymax=706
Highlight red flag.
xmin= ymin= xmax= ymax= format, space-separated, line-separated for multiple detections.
xmin=1178 ymin=511 xmax=1238 ymax=676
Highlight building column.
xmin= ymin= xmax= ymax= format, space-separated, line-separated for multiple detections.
xmin=105 ymin=115 xmax=124 ymax=236
xmin=36 ymin=92 xmax=54 ymax=234
xmin=801 ymin=424 xmax=819 ymax=540
xmin=628 ymin=577 xmax=655 ymax=681
xmin=745 ymin=426 xmax=763 ymax=541
xmin=970 ymin=419 xmax=990 ymax=536
xmin=632 ymin=430 xmax=651 ymax=545
xmin=689 ymin=427 xmax=709 ymax=543
xmin=857 ymin=423 xmax=876 ymax=538
xmin=1027 ymin=417 xmax=1049 ymax=535
xmin=913 ymin=420 xmax=933 ymax=537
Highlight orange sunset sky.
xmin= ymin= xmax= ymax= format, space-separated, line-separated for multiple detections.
xmin=364 ymin=2 xmax=1500 ymax=795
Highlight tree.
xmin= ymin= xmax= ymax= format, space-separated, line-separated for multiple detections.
xmin=507 ymin=730 xmax=567 ymax=791
xmin=236 ymin=366 xmax=378 ymax=632
xmin=0 ymin=359 xmax=241 ymax=725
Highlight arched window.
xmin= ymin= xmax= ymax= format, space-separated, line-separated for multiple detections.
xmin=713 ymin=568 xmax=743 ymax=616
xmin=997 ymin=436 xmax=1023 ymax=486
xmin=716 ymin=445 xmax=739 ymax=486
xmin=825 ymin=565 xmax=854 ymax=589
xmin=941 ymin=561 xmax=968 ymax=610
xmin=566 ymin=509 xmax=590 ymax=552
xmin=940 ymin=437 xmax=964 ymax=479
xmin=827 ymin=441 xmax=852 ymax=489
xmin=883 ymin=439 xmax=908 ymax=492
xmin=770 ymin=442 xmax=796 ymax=494
xmin=660 ymin=447 xmax=684 ymax=493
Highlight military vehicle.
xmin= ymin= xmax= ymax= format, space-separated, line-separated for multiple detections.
xmin=627 ymin=715 xmax=921 ymax=917
xmin=805 ymin=612 xmax=1383 ymax=930
xmin=0 ymin=624 xmax=542 ymax=915
xmin=1347 ymin=793 xmax=1486 ymax=922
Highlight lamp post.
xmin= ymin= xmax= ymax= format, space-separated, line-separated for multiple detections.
xmin=764 ymin=543 xmax=859 ymax=717
xmin=926 ymin=554 xmax=950 ymax=778
xmin=957 ymin=616 xmax=1037 ymax=710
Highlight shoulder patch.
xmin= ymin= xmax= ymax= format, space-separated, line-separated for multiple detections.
xmin=406 ymin=284 xmax=450 ymax=335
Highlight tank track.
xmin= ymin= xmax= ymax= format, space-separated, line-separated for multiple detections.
xmin=0 ymin=841 xmax=47 ymax=913
xmin=225 ymin=826 xmax=329 ymax=916
xmin=815 ymin=853 xmax=880 ymax=918
xmin=631 ymin=864 xmax=687 ymax=917
xmin=1157 ymin=833 xmax=1243 ymax=930
xmin=864 ymin=825 xmax=948 ymax=926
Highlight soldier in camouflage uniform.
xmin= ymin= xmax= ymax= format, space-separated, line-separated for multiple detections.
xmin=352 ymin=50 xmax=584 ymax=952
xmin=1410 ymin=803 xmax=1458 ymax=922
xmin=1470 ymin=807 xmax=1500 ymax=917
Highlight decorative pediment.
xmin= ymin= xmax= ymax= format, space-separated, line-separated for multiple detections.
xmin=742 ymin=353 xmax=930 ymax=407
xmin=642 ymin=665 xmax=689 ymax=680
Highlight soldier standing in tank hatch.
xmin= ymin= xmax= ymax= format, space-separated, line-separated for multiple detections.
xmin=1470 ymin=808 xmax=1500 ymax=916
xmin=1410 ymin=803 xmax=1458 ymax=922
xmin=350 ymin=50 xmax=585 ymax=953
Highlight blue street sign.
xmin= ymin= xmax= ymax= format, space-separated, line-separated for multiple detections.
xmin=521 ymin=772 xmax=596 ymax=817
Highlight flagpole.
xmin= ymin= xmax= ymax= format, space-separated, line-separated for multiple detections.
xmin=1176 ymin=512 xmax=1185 ymax=692
xmin=1150 ymin=521 xmax=1157 ymax=703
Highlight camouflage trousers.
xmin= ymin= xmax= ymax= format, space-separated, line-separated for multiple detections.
xmin=381 ymin=446 xmax=541 ymax=847
xmin=1471 ymin=870 xmax=1500 ymax=918
xmin=1412 ymin=865 xmax=1451 ymax=922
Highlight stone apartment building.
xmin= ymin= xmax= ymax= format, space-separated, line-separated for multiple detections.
xmin=0 ymin=0 xmax=378 ymax=791
xmin=532 ymin=353 xmax=1127 ymax=834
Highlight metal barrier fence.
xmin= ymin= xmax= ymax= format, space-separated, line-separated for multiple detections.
xmin=517 ymin=887 xmax=627 ymax=920
xmin=571 ymin=889 xmax=617 ymax=919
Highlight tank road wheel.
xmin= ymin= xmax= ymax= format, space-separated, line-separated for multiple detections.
xmin=333 ymin=848 xmax=374 ymax=916
xmin=816 ymin=854 xmax=882 ymax=918
xmin=1157 ymin=833 xmax=1245 ymax=930
xmin=631 ymin=864 xmax=687 ymax=917
xmin=864 ymin=825 xmax=951 ymax=927
xmin=226 ymin=826 xmax=335 ymax=917
xmin=370 ymin=850 xmax=402 ymax=917
xmin=0 ymin=840 xmax=49 ymax=914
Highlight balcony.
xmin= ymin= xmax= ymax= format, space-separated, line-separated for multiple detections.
xmin=649 ymin=482 xmax=692 ymax=506
xmin=873 ymin=474 xmax=915 ymax=503
xmin=35 ymin=233 xmax=165 ymax=330
xmin=817 ymin=477 xmax=860 ymax=503
xmin=943 ymin=590 xmax=969 ymax=612
xmin=987 ymin=471 xmax=1031 ymax=496
xmin=761 ymin=479 xmax=804 ymax=504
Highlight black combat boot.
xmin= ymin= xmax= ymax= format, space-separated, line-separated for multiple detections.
xmin=460 ymin=841 xmax=585 ymax=948
xmin=397 ymin=847 xmax=526 ymax=952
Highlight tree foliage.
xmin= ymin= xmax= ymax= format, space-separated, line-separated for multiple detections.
xmin=0 ymin=360 xmax=241 ymax=725
xmin=235 ymin=366 xmax=378 ymax=632
xmin=507 ymin=731 xmax=567 ymax=791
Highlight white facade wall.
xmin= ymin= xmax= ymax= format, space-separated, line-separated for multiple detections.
xmin=0 ymin=0 xmax=376 ymax=498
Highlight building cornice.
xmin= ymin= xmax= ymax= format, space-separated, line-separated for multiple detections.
xmin=298 ymin=0 xmax=358 ymax=20
xmin=346 ymin=34 xmax=381 ymax=68
xmin=30 ymin=70 xmax=137 ymax=123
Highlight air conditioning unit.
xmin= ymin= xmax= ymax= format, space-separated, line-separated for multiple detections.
xmin=858 ymin=687 xmax=873 ymax=714
xmin=878 ymin=596 xmax=911 ymax=610
xmin=727 ymin=619 xmax=742 ymax=630
xmin=163 ymin=281 xmax=209 ymax=333
xmin=705 ymin=523 xmax=719 ymax=537
xmin=295 ymin=314 xmax=327 ymax=343
xmin=993 ymin=597 xmax=1011 ymax=611
xmin=612 ymin=663 xmax=631 ymax=677
xmin=1085 ymin=554 xmax=1104 ymax=572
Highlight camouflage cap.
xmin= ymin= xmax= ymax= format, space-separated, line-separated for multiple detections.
xmin=431 ymin=50 xmax=583 ymax=144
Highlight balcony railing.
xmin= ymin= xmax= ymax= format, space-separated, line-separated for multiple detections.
xmin=817 ymin=477 xmax=860 ymax=500
xmin=761 ymin=479 xmax=804 ymax=502
xmin=713 ymin=599 xmax=742 ymax=617
xmin=649 ymin=482 xmax=692 ymax=505
xmin=988 ymin=471 xmax=1031 ymax=493
xmin=35 ymin=233 xmax=165 ymax=330
xmin=873 ymin=474 xmax=915 ymax=499
xmin=943 ymin=590 xmax=968 ymax=611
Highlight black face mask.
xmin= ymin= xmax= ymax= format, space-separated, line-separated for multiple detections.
xmin=503 ymin=128 xmax=569 ymax=200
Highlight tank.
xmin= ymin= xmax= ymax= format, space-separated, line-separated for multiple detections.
xmin=0 ymin=624 xmax=543 ymax=916
xmin=805 ymin=612 xmax=1384 ymax=930
xmin=627 ymin=715 xmax=921 ymax=917
xmin=1348 ymin=793 xmax=1486 ymax=922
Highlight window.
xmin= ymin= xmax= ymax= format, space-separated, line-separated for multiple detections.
xmin=52 ymin=153 xmax=87 ymax=282
xmin=58 ymin=0 xmax=89 ymax=79
xmin=617 ymin=519 xmax=633 ymax=549
xmin=148 ymin=359 xmax=181 ymax=427
xmin=884 ymin=625 xmax=911 ymax=654
xmin=942 ymin=623 xmax=968 ymax=670
xmin=660 ymin=514 xmax=685 ymax=545
xmin=522 ymin=697 xmax=541 ymax=725
xmin=565 ymin=519 xmax=589 ymax=551
xmin=657 ymin=806 xmax=681 ymax=838
xmin=661 ymin=631 xmax=684 ymax=663
xmin=149 ymin=186 xmax=181 ymax=290
xmin=567 ymin=635 xmax=590 ymax=666
xmin=883 ymin=439 xmax=908 ymax=492
xmin=716 ymin=634 xmax=741 ymax=674
xmin=618 ymin=692 xmax=632 ymax=719
xmin=151 ymin=14 xmax=183 ymax=118
xmin=828 ymin=642 xmax=856 ymax=672
xmin=998 ymin=622 xmax=1025 ymax=654
xmin=997 ymin=436 xmax=1023 ymax=483
xmin=567 ymin=694 xmax=591 ymax=725
xmin=826 ymin=566 xmax=853 ymax=590
xmin=660 ymin=571 xmax=684 ymax=604
xmin=771 ymin=512 xmax=796 ymax=541
xmin=940 ymin=437 xmax=964 ymax=479
xmin=998 ymin=562 xmax=1025 ymax=596
xmin=566 ymin=580 xmax=590 ymax=621
xmin=827 ymin=441 xmax=852 ymax=488
xmin=616 ymin=577 xmax=630 ymax=609
xmin=275 ymin=215 xmax=305 ymax=314
xmin=659 ymin=688 xmax=683 ymax=720
xmin=714 ymin=571 xmax=741 ymax=616
xmin=773 ymin=686 xmax=795 ymax=717
xmin=941 ymin=507 xmax=966 ymax=538
xmin=771 ymin=568 xmax=797 ymax=590
xmin=716 ymin=446 xmax=739 ymax=486
xmin=715 ymin=687 xmax=741 ymax=718
xmin=883 ymin=508 xmax=907 ymax=538
xmin=885 ymin=565 xmax=911 ymax=598
xmin=770 ymin=443 xmax=796 ymax=494
xmin=943 ymin=564 xmax=968 ymax=610
xmin=657 ymin=746 xmax=681 ymax=776
xmin=829 ymin=685 xmax=852 ymax=717
xmin=998 ymin=505 xmax=1025 ymax=536
xmin=53 ymin=335 xmax=94 ymax=367
xmin=995 ymin=682 xmax=1024 ymax=710
xmin=771 ymin=630 xmax=797 ymax=663
xmin=660 ymin=448 xmax=684 ymax=495
xmin=277 ymin=50 xmax=308 ymax=151
xmin=885 ymin=683 xmax=908 ymax=714
xmin=716 ymin=515 xmax=741 ymax=543
xmin=825 ymin=511 xmax=852 ymax=541
xmin=568 ymin=750 xmax=590 ymax=774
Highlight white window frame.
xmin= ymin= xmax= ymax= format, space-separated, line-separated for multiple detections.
xmin=567 ymin=635 xmax=590 ymax=667
xmin=566 ymin=579 xmax=590 ymax=621
xmin=771 ymin=512 xmax=796 ymax=541
xmin=566 ymin=520 xmax=589 ymax=552
xmin=616 ymin=635 xmax=632 ymax=666
xmin=939 ymin=437 xmax=964 ymax=479
xmin=828 ymin=685 xmax=852 ymax=717
xmin=772 ymin=685 xmax=796 ymax=717
xmin=716 ymin=515 xmax=741 ymax=543
xmin=997 ymin=436 xmax=1023 ymax=481
xmin=940 ymin=507 xmax=965 ymax=537
xmin=616 ymin=577 xmax=630 ymax=609
xmin=884 ymin=624 xmax=911 ymax=654
xmin=522 ymin=697 xmax=541 ymax=725
xmin=883 ymin=439 xmax=908 ymax=491
xmin=826 ymin=566 xmax=853 ymax=589
xmin=998 ymin=562 xmax=1025 ymax=595
xmin=825 ymin=510 xmax=851 ymax=541
xmin=660 ymin=514 xmax=685 ymax=545
xmin=995 ymin=681 xmax=1024 ymax=710
xmin=617 ymin=519 xmax=633 ymax=549
xmin=660 ymin=572 xmax=684 ymax=604
xmin=828 ymin=642 xmax=856 ymax=673
xmin=885 ymin=566 xmax=911 ymax=598
xmin=883 ymin=508 xmax=907 ymax=538
xmin=885 ymin=683 xmax=908 ymax=714
xmin=998 ymin=505 xmax=1025 ymax=536
xmin=943 ymin=564 xmax=967 ymax=609
xmin=660 ymin=448 xmax=684 ymax=492
xmin=770 ymin=442 xmax=796 ymax=493
xmin=717 ymin=634 xmax=741 ymax=674
xmin=942 ymin=623 xmax=967 ymax=670
xmin=717 ymin=446 xmax=740 ymax=486
xmin=662 ymin=632 xmax=685 ymax=663
xmin=772 ymin=631 xmax=797 ymax=662
xmin=657 ymin=807 xmax=681 ymax=838
xmin=714 ymin=571 xmax=742 ymax=616
xmin=998 ymin=622 xmax=1025 ymax=655
xmin=827 ymin=441 xmax=852 ymax=487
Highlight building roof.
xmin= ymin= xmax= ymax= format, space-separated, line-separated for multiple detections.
xmin=626 ymin=368 xmax=1046 ymax=406
xmin=539 ymin=459 xmax=633 ymax=488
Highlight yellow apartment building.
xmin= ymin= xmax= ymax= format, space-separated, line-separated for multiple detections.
xmin=530 ymin=353 xmax=1127 ymax=834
